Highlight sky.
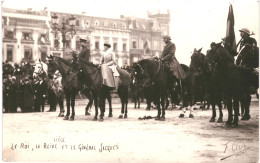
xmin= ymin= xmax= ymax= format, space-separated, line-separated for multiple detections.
xmin=1 ymin=0 xmax=259 ymax=65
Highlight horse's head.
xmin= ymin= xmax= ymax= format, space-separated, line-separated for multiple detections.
xmin=190 ymin=48 xmax=205 ymax=74
xmin=46 ymin=55 xmax=60 ymax=78
xmin=33 ymin=59 xmax=48 ymax=79
xmin=214 ymin=42 xmax=235 ymax=67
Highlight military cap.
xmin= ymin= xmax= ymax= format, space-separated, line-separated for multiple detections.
xmin=104 ymin=43 xmax=111 ymax=48
xmin=80 ymin=37 xmax=88 ymax=43
xmin=239 ymin=28 xmax=250 ymax=35
xmin=163 ymin=35 xmax=171 ymax=40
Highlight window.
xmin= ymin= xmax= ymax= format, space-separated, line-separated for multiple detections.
xmin=132 ymin=41 xmax=136 ymax=49
xmin=39 ymin=34 xmax=48 ymax=43
xmin=23 ymin=32 xmax=30 ymax=40
xmin=7 ymin=46 xmax=13 ymax=62
xmin=76 ymin=40 xmax=80 ymax=50
xmin=113 ymin=43 xmax=117 ymax=51
xmin=95 ymin=20 xmax=99 ymax=26
xmin=24 ymin=47 xmax=32 ymax=60
xmin=65 ymin=40 xmax=71 ymax=48
xmin=4 ymin=30 xmax=14 ymax=39
xmin=123 ymin=43 xmax=126 ymax=51
xmin=54 ymin=39 xmax=60 ymax=48
xmin=95 ymin=41 xmax=99 ymax=49
xmin=113 ymin=22 xmax=117 ymax=28
xmin=41 ymin=47 xmax=47 ymax=62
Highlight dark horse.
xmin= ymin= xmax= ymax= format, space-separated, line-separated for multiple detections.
xmin=213 ymin=43 xmax=251 ymax=126
xmin=77 ymin=57 xmax=131 ymax=121
xmin=133 ymin=59 xmax=168 ymax=120
xmin=47 ymin=56 xmax=80 ymax=120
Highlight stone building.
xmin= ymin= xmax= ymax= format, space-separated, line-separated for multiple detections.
xmin=2 ymin=7 xmax=170 ymax=66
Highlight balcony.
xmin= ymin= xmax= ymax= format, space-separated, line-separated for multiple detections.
xmin=3 ymin=37 xmax=17 ymax=43
xmin=21 ymin=39 xmax=34 ymax=44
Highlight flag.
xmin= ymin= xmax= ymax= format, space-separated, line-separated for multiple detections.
xmin=225 ymin=4 xmax=237 ymax=55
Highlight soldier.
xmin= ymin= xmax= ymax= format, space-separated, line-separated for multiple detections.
xmin=78 ymin=38 xmax=90 ymax=61
xmin=236 ymin=28 xmax=258 ymax=121
xmin=160 ymin=35 xmax=186 ymax=80
xmin=52 ymin=70 xmax=65 ymax=116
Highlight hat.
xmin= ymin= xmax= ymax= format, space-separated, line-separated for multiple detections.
xmin=80 ymin=37 xmax=87 ymax=43
xmin=163 ymin=35 xmax=171 ymax=40
xmin=104 ymin=43 xmax=111 ymax=48
xmin=239 ymin=28 xmax=250 ymax=35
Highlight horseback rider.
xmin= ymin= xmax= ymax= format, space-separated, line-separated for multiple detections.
xmin=235 ymin=28 xmax=258 ymax=121
xmin=100 ymin=43 xmax=119 ymax=90
xmin=78 ymin=37 xmax=90 ymax=61
xmin=236 ymin=28 xmax=258 ymax=66
xmin=160 ymin=35 xmax=186 ymax=80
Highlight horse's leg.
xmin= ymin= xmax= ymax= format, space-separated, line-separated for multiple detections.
xmin=155 ymin=89 xmax=161 ymax=120
xmin=58 ymin=95 xmax=65 ymax=117
xmin=225 ymin=95 xmax=233 ymax=125
xmin=160 ymin=93 xmax=166 ymax=121
xmin=217 ymin=100 xmax=223 ymax=123
xmin=69 ymin=92 xmax=76 ymax=121
xmin=93 ymin=93 xmax=98 ymax=121
xmin=124 ymin=93 xmax=128 ymax=118
xmin=137 ymin=92 xmax=140 ymax=109
xmin=107 ymin=92 xmax=113 ymax=117
xmin=209 ymin=96 xmax=216 ymax=122
xmin=64 ymin=92 xmax=70 ymax=120
xmin=241 ymin=91 xmax=251 ymax=120
xmin=99 ymin=89 xmax=106 ymax=122
xmin=232 ymin=95 xmax=239 ymax=126
xmin=85 ymin=98 xmax=93 ymax=116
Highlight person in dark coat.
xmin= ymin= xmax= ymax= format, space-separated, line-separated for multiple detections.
xmin=161 ymin=35 xmax=186 ymax=79
xmin=22 ymin=76 xmax=34 ymax=112
xmin=78 ymin=38 xmax=90 ymax=61
xmin=13 ymin=64 xmax=23 ymax=111
xmin=47 ymin=76 xmax=57 ymax=112
xmin=34 ymin=76 xmax=48 ymax=112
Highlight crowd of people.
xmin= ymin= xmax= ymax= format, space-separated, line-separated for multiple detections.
xmin=2 ymin=61 xmax=59 ymax=113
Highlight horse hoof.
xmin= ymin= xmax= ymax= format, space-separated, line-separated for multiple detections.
xmin=209 ymin=118 xmax=215 ymax=122
xmin=99 ymin=118 xmax=104 ymax=122
xmin=179 ymin=114 xmax=184 ymax=118
xmin=108 ymin=113 xmax=113 ymax=117
xmin=159 ymin=117 xmax=165 ymax=121
xmin=241 ymin=115 xmax=251 ymax=121
xmin=85 ymin=112 xmax=91 ymax=116
xmin=232 ymin=121 xmax=238 ymax=127
xmin=217 ymin=118 xmax=223 ymax=123
xmin=119 ymin=115 xmax=123 ymax=119
xmin=93 ymin=117 xmax=97 ymax=121
xmin=124 ymin=115 xmax=127 ymax=118
xmin=225 ymin=121 xmax=232 ymax=125
xmin=60 ymin=113 xmax=64 ymax=117
xmin=189 ymin=114 xmax=194 ymax=118
xmin=155 ymin=117 xmax=160 ymax=121
xmin=58 ymin=113 xmax=62 ymax=117
xmin=63 ymin=116 xmax=69 ymax=120
xmin=69 ymin=117 xmax=74 ymax=121
xmin=145 ymin=108 xmax=150 ymax=111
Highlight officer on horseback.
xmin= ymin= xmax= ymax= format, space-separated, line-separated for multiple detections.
xmin=236 ymin=28 xmax=258 ymax=121
xmin=78 ymin=37 xmax=90 ymax=61
xmin=161 ymin=35 xmax=186 ymax=80
xmin=236 ymin=27 xmax=257 ymax=66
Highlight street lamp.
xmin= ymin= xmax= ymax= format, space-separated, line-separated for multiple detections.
xmin=51 ymin=13 xmax=76 ymax=57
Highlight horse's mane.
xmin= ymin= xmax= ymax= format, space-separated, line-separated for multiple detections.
xmin=55 ymin=57 xmax=72 ymax=66
xmin=78 ymin=57 xmax=99 ymax=69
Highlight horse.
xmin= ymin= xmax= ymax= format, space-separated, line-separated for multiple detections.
xmin=132 ymin=59 xmax=168 ymax=120
xmin=213 ymin=42 xmax=251 ymax=126
xmin=189 ymin=48 xmax=207 ymax=109
xmin=204 ymin=47 xmax=224 ymax=123
xmin=33 ymin=59 xmax=48 ymax=79
xmin=77 ymin=57 xmax=131 ymax=121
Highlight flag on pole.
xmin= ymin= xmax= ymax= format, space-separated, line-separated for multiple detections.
xmin=224 ymin=4 xmax=237 ymax=55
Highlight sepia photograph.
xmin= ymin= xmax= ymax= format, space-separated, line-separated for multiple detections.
xmin=1 ymin=0 xmax=259 ymax=162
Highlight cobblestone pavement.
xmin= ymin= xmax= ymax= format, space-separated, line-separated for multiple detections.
xmin=2 ymin=97 xmax=259 ymax=162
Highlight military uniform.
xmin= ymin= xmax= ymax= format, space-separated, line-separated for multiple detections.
xmin=161 ymin=41 xmax=186 ymax=79
xmin=79 ymin=47 xmax=90 ymax=61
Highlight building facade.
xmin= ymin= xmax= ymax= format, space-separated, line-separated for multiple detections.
xmin=2 ymin=7 xmax=170 ymax=67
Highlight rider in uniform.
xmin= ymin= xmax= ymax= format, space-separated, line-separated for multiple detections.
xmin=236 ymin=28 xmax=258 ymax=120
xmin=78 ymin=38 xmax=90 ymax=61
xmin=161 ymin=35 xmax=186 ymax=80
